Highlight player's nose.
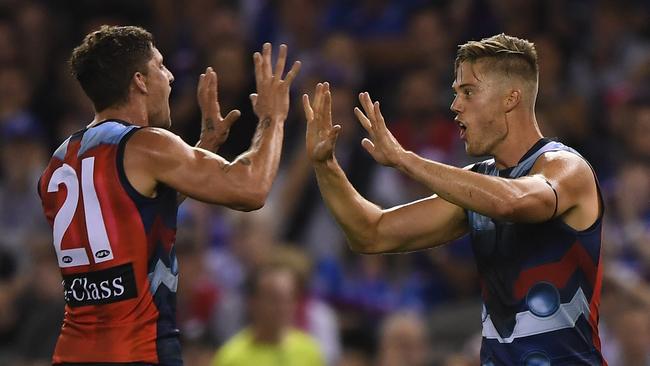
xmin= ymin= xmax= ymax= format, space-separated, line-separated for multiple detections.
xmin=450 ymin=95 xmax=462 ymax=114
xmin=166 ymin=68 xmax=174 ymax=84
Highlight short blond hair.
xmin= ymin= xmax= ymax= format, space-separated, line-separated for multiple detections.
xmin=455 ymin=33 xmax=538 ymax=83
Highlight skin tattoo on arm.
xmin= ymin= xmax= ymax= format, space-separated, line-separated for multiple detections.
xmin=202 ymin=117 xmax=215 ymax=132
xmin=219 ymin=118 xmax=266 ymax=172
xmin=251 ymin=117 xmax=272 ymax=149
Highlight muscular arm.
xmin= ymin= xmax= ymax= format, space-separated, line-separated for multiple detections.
xmin=155 ymin=42 xmax=299 ymax=209
xmin=125 ymin=120 xmax=282 ymax=211
xmin=354 ymin=92 xmax=600 ymax=230
xmin=304 ymin=83 xmax=468 ymax=254
xmin=396 ymin=150 xmax=599 ymax=228
xmin=314 ymin=159 xmax=468 ymax=254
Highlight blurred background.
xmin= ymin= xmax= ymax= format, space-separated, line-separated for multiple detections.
xmin=0 ymin=0 xmax=649 ymax=365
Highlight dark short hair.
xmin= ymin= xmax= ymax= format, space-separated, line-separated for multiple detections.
xmin=69 ymin=25 xmax=154 ymax=112
xmin=455 ymin=33 xmax=538 ymax=83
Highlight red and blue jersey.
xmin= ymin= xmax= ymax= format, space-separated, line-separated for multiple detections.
xmin=38 ymin=120 xmax=181 ymax=365
xmin=468 ymin=139 xmax=606 ymax=366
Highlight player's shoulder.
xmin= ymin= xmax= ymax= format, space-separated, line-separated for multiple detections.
xmin=130 ymin=126 xmax=179 ymax=142
xmin=532 ymin=149 xmax=596 ymax=192
xmin=126 ymin=126 xmax=186 ymax=152
xmin=534 ymin=149 xmax=591 ymax=174
xmin=122 ymin=127 xmax=192 ymax=174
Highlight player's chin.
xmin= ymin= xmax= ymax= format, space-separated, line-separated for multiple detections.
xmin=162 ymin=115 xmax=172 ymax=129
xmin=151 ymin=114 xmax=172 ymax=129
xmin=160 ymin=109 xmax=172 ymax=129
xmin=464 ymin=142 xmax=485 ymax=157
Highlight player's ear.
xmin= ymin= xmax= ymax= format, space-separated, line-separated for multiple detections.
xmin=504 ymin=87 xmax=521 ymax=113
xmin=133 ymin=72 xmax=148 ymax=94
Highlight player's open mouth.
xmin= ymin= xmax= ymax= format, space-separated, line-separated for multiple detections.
xmin=457 ymin=121 xmax=467 ymax=139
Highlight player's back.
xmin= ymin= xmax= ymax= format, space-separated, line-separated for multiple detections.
xmin=38 ymin=120 xmax=181 ymax=365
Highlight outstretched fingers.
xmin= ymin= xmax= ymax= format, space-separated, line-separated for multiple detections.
xmin=302 ymin=94 xmax=314 ymax=122
xmin=361 ymin=138 xmax=375 ymax=153
xmin=324 ymin=83 xmax=332 ymax=124
xmin=284 ymin=60 xmax=301 ymax=85
xmin=373 ymin=101 xmax=388 ymax=132
xmin=324 ymin=89 xmax=341 ymax=140
xmin=312 ymin=83 xmax=324 ymax=121
xmin=359 ymin=92 xmax=376 ymax=123
xmin=354 ymin=107 xmax=372 ymax=132
xmin=274 ymin=44 xmax=287 ymax=79
xmin=253 ymin=52 xmax=263 ymax=91
xmin=262 ymin=42 xmax=272 ymax=80
xmin=212 ymin=69 xmax=220 ymax=106
xmin=198 ymin=72 xmax=206 ymax=96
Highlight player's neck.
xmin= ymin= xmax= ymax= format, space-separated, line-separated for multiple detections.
xmin=89 ymin=102 xmax=148 ymax=128
xmin=492 ymin=114 xmax=543 ymax=170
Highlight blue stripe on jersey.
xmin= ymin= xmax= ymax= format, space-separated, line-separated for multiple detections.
xmin=53 ymin=137 xmax=71 ymax=160
xmin=78 ymin=120 xmax=137 ymax=156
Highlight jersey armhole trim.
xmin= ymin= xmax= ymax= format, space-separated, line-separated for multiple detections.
xmin=116 ymin=127 xmax=162 ymax=204
xmin=535 ymin=149 xmax=605 ymax=234
xmin=36 ymin=175 xmax=43 ymax=200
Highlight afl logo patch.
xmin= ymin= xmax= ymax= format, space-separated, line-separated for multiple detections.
xmin=62 ymin=256 xmax=73 ymax=263
xmin=95 ymin=250 xmax=111 ymax=258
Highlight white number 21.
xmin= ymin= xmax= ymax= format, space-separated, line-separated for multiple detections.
xmin=48 ymin=157 xmax=114 ymax=268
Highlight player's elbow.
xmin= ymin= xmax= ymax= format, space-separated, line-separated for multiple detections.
xmin=347 ymin=240 xmax=380 ymax=254
xmin=346 ymin=233 xmax=388 ymax=255
xmin=217 ymin=181 xmax=269 ymax=211
xmin=345 ymin=212 xmax=390 ymax=254
xmin=246 ymin=190 xmax=268 ymax=211
xmin=235 ymin=188 xmax=268 ymax=211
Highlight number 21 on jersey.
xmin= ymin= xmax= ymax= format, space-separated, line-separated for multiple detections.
xmin=48 ymin=157 xmax=114 ymax=268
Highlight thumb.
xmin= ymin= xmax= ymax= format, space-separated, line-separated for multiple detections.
xmin=249 ymin=93 xmax=258 ymax=107
xmin=361 ymin=138 xmax=377 ymax=158
xmin=326 ymin=124 xmax=342 ymax=149
xmin=223 ymin=109 xmax=241 ymax=128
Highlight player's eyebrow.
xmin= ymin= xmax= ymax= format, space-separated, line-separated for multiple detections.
xmin=451 ymin=83 xmax=475 ymax=91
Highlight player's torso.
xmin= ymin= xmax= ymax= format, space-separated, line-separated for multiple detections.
xmin=38 ymin=120 xmax=181 ymax=364
xmin=467 ymin=139 xmax=605 ymax=365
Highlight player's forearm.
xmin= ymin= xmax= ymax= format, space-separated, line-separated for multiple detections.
xmin=228 ymin=117 xmax=284 ymax=204
xmin=314 ymin=159 xmax=383 ymax=252
xmin=397 ymin=151 xmax=552 ymax=222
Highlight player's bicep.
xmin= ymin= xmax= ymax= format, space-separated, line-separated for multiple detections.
xmin=375 ymin=195 xmax=468 ymax=253
xmin=126 ymin=128 xmax=253 ymax=207
xmin=530 ymin=151 xmax=595 ymax=217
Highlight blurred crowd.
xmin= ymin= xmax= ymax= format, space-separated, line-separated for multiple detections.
xmin=0 ymin=0 xmax=649 ymax=365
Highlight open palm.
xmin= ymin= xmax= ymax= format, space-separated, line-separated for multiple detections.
xmin=354 ymin=92 xmax=405 ymax=168
xmin=303 ymin=82 xmax=341 ymax=163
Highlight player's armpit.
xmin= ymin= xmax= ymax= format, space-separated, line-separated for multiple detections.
xmin=361 ymin=195 xmax=468 ymax=254
xmin=529 ymin=150 xmax=600 ymax=230
xmin=123 ymin=127 xmax=268 ymax=211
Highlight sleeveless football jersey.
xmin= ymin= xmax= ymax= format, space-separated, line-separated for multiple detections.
xmin=38 ymin=120 xmax=181 ymax=365
xmin=468 ymin=139 xmax=606 ymax=366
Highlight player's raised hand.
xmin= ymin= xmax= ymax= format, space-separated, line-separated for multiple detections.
xmin=196 ymin=67 xmax=241 ymax=152
xmin=250 ymin=43 xmax=301 ymax=122
xmin=303 ymin=82 xmax=341 ymax=163
xmin=354 ymin=92 xmax=406 ymax=168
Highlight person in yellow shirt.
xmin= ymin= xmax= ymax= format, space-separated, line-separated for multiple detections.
xmin=212 ymin=262 xmax=325 ymax=366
